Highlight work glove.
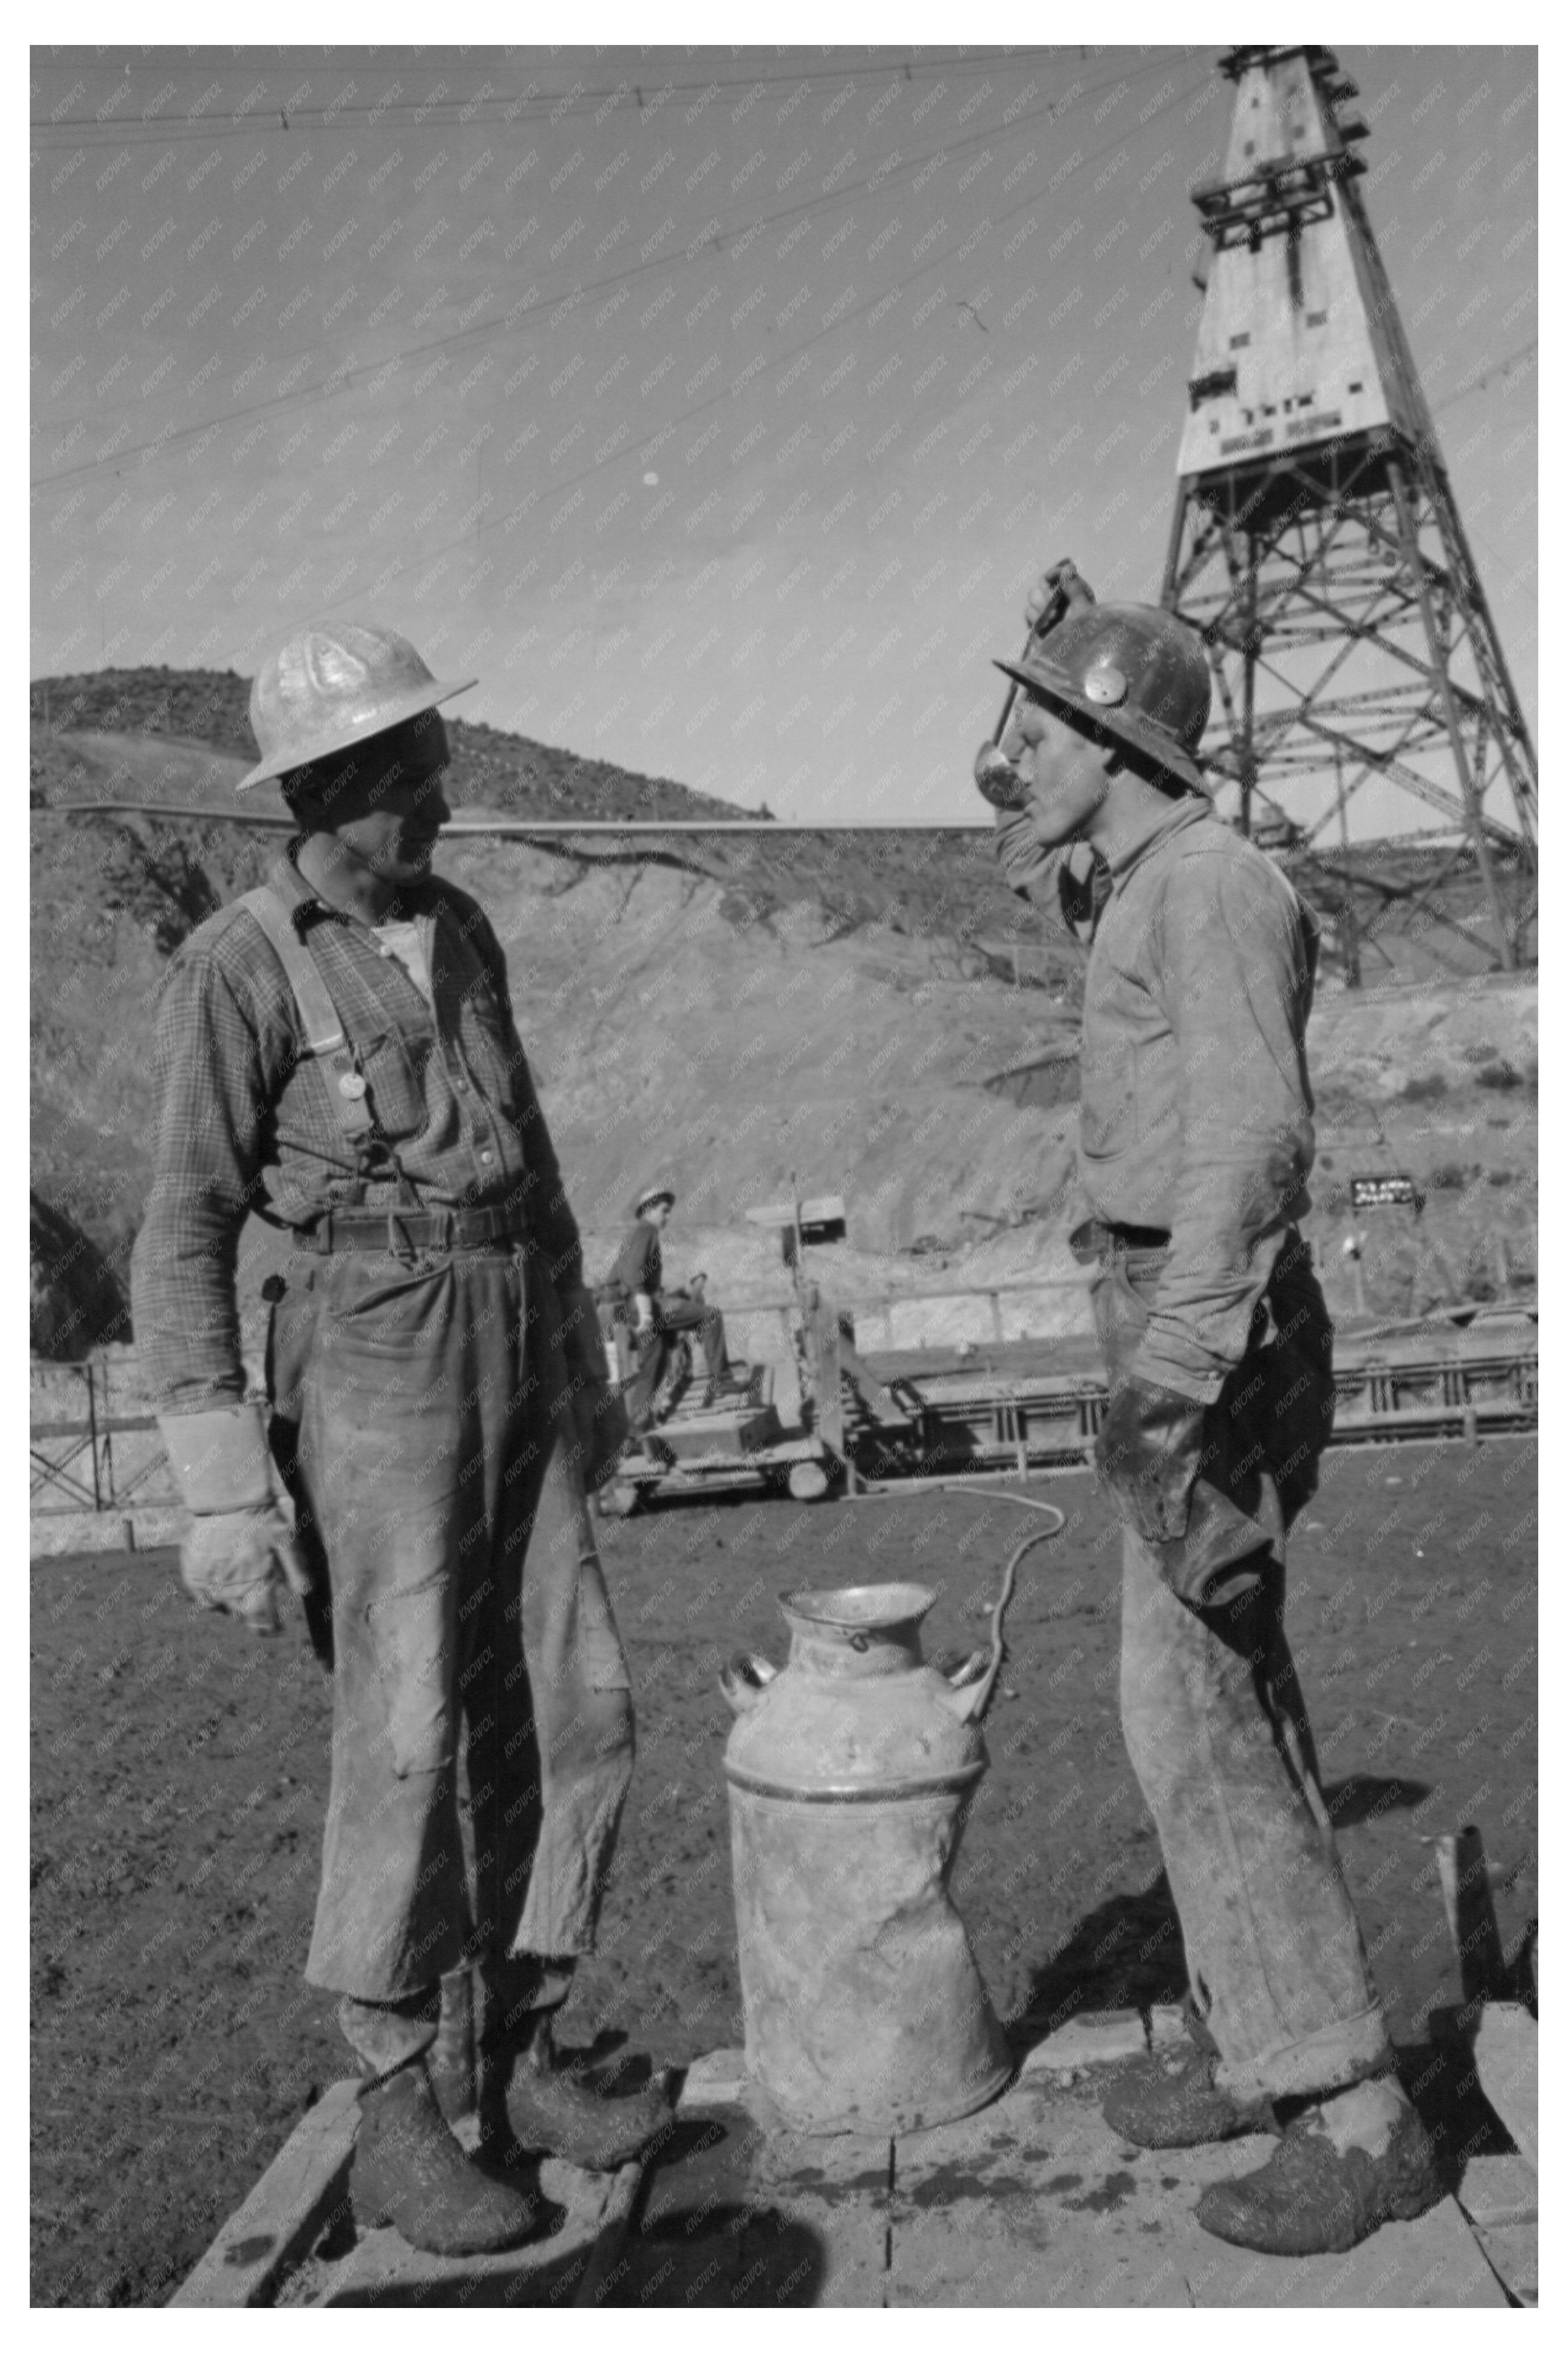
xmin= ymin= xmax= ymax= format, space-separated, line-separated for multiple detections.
xmin=182 ymin=1505 xmax=312 ymax=1635
xmin=159 ymin=1401 xmax=313 ymax=1637
xmin=1094 ymin=1374 xmax=1210 ymax=1547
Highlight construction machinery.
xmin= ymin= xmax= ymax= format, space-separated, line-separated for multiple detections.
xmin=593 ymin=1189 xmax=1535 ymax=1515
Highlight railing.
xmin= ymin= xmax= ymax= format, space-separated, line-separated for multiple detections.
xmin=30 ymin=1292 xmax=1537 ymax=1525
xmin=29 ymin=1358 xmax=173 ymax=1518
xmin=717 ymin=1271 xmax=1092 ymax=1362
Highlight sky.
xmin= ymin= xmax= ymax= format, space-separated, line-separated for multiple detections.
xmin=30 ymin=38 xmax=1538 ymax=835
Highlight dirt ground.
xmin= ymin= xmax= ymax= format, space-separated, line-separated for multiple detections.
xmin=32 ymin=1436 xmax=1536 ymax=2306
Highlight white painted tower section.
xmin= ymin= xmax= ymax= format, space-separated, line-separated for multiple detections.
xmin=1177 ymin=49 xmax=1434 ymax=480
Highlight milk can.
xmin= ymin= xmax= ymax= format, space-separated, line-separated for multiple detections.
xmin=720 ymin=1578 xmax=1014 ymax=2135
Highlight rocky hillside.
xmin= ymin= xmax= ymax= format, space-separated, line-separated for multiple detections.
xmin=30 ymin=669 xmax=1536 ymax=1360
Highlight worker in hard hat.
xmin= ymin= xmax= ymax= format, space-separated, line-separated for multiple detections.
xmin=603 ymin=1179 xmax=742 ymax=1422
xmin=980 ymin=563 xmax=1441 ymax=2256
xmin=130 ymin=622 xmax=669 ymax=2260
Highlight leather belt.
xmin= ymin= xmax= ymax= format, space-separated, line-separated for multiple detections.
xmin=297 ymin=1201 xmax=533 ymax=1255
xmin=1070 ymin=1217 xmax=1171 ymax=1264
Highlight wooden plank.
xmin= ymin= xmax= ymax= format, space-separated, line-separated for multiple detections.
xmin=1188 ymin=2190 xmax=1508 ymax=2309
xmin=571 ymin=2156 xmax=648 ymax=2306
xmin=1471 ymin=2003 xmax=1538 ymax=2173
xmin=168 ymin=2079 xmax=359 ymax=2306
xmin=1434 ymin=1828 xmax=1509 ymax=2002
xmin=1456 ymin=2152 xmax=1536 ymax=2228
xmin=29 ymin=1414 xmax=159 ymax=1439
xmin=1465 ymin=2220 xmax=1537 ymax=2306
xmin=292 ymin=2159 xmax=625 ymax=2307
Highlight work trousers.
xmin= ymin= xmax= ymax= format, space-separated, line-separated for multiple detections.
xmin=266 ymin=1240 xmax=634 ymax=2033
xmin=621 ymin=1293 xmax=729 ymax=1425
xmin=1095 ymin=1233 xmax=1394 ymax=2100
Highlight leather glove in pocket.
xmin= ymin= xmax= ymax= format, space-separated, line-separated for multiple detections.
xmin=1095 ymin=1374 xmax=1209 ymax=1547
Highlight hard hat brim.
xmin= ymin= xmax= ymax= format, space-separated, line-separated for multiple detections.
xmin=992 ymin=658 xmax=1208 ymax=794
xmin=632 ymin=1189 xmax=676 ymax=1216
xmin=236 ymin=674 xmax=477 ymax=790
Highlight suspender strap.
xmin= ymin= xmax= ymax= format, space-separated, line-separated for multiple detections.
xmin=236 ymin=884 xmax=376 ymax=1150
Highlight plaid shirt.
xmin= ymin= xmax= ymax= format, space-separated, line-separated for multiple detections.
xmin=130 ymin=849 xmax=583 ymax=1413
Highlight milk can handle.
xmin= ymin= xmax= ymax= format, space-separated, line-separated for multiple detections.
xmin=720 ymin=1652 xmax=779 ymax=1715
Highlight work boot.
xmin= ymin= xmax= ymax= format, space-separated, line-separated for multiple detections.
xmin=497 ymin=2015 xmax=674 ymax=2172
xmin=1195 ymin=2096 xmax=1443 ymax=2256
xmin=352 ymin=2058 xmax=542 ymax=2255
xmin=1102 ymin=2047 xmax=1281 ymax=2149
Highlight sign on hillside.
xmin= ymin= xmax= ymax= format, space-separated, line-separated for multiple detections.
xmin=1351 ymin=1174 xmax=1426 ymax=1213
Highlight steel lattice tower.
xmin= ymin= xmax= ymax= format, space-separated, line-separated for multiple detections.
xmin=1162 ymin=46 xmax=1536 ymax=973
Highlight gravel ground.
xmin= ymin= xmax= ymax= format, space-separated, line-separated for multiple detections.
xmin=32 ymin=1435 xmax=1536 ymax=2306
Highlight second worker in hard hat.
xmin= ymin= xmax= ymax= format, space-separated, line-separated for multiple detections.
xmin=130 ymin=621 xmax=669 ymax=2261
xmin=979 ymin=563 xmax=1442 ymax=2258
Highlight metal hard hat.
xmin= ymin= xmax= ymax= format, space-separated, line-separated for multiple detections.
xmin=994 ymin=602 xmax=1211 ymax=793
xmin=237 ymin=621 xmax=476 ymax=790
xmin=630 ymin=1177 xmax=678 ymax=1218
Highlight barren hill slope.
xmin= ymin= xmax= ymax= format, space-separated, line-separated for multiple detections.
xmin=30 ymin=669 xmax=1536 ymax=1356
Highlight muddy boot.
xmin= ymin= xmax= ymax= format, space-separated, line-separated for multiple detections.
xmin=493 ymin=2013 xmax=674 ymax=2173
xmin=352 ymin=2058 xmax=542 ymax=2255
xmin=1194 ymin=2083 xmax=1443 ymax=2256
xmin=1103 ymin=2047 xmax=1281 ymax=2150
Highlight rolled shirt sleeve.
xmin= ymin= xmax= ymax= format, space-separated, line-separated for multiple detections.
xmin=130 ymin=946 xmax=278 ymax=1413
xmin=992 ymin=816 xmax=1106 ymax=943
xmin=1131 ymin=850 xmax=1318 ymax=1400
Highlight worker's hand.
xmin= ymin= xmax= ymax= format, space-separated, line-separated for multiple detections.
xmin=632 ymin=1295 xmax=656 ymax=1337
xmin=553 ymin=1281 xmax=633 ymax=1489
xmin=1022 ymin=557 xmax=1093 ymax=630
xmin=1094 ymin=1375 xmax=1209 ymax=1547
xmin=181 ymin=1504 xmax=312 ymax=1636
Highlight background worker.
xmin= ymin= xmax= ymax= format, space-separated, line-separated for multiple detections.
xmin=978 ymin=563 xmax=1442 ymax=2258
xmin=130 ymin=622 xmax=665 ymax=2260
xmin=606 ymin=1179 xmax=740 ymax=1419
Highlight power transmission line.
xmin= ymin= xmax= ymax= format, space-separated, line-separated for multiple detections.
xmin=33 ymin=67 xmax=1172 ymax=489
xmin=29 ymin=47 xmax=1158 ymax=140
xmin=269 ymin=74 xmax=1211 ymax=645
xmin=1431 ymin=337 xmax=1538 ymax=414
xmin=35 ymin=55 xmax=1149 ymax=451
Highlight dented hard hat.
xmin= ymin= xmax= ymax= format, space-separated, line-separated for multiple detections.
xmin=238 ymin=621 xmax=476 ymax=791
xmin=994 ymin=601 xmax=1212 ymax=793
